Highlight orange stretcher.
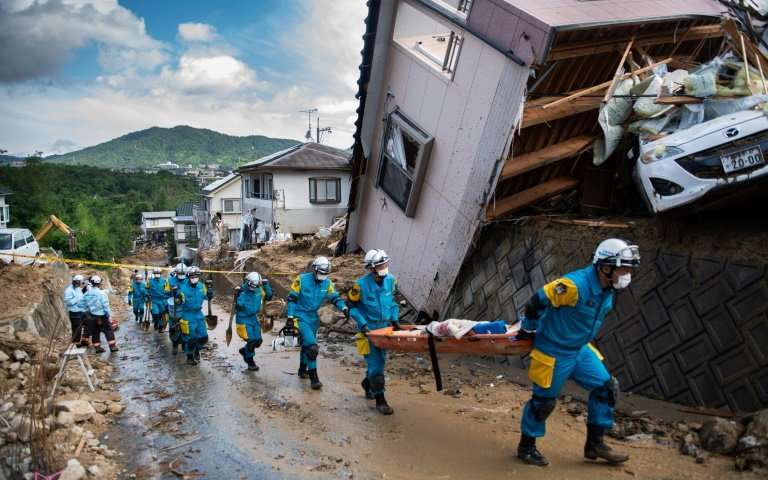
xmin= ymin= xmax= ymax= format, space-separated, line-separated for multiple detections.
xmin=366 ymin=325 xmax=532 ymax=356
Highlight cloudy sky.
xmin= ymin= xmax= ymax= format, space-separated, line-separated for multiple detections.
xmin=0 ymin=0 xmax=368 ymax=156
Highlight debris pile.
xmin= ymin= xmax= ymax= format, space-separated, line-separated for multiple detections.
xmin=0 ymin=325 xmax=123 ymax=479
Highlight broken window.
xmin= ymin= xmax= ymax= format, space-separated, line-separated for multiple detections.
xmin=309 ymin=178 xmax=342 ymax=204
xmin=376 ymin=109 xmax=434 ymax=217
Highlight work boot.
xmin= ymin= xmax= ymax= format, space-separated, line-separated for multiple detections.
xmin=186 ymin=355 xmax=198 ymax=366
xmin=361 ymin=378 xmax=373 ymax=399
xmin=517 ymin=434 xmax=549 ymax=466
xmin=584 ymin=425 xmax=629 ymax=464
xmin=374 ymin=394 xmax=394 ymax=415
xmin=298 ymin=362 xmax=308 ymax=379
xmin=246 ymin=359 xmax=259 ymax=371
xmin=109 ymin=345 xmax=119 ymax=353
xmin=194 ymin=349 xmax=201 ymax=361
xmin=239 ymin=347 xmax=247 ymax=362
xmin=94 ymin=346 xmax=105 ymax=354
xmin=171 ymin=342 xmax=180 ymax=355
xmin=308 ymin=369 xmax=322 ymax=390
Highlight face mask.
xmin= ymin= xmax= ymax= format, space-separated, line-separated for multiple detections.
xmin=375 ymin=267 xmax=389 ymax=277
xmin=189 ymin=277 xmax=199 ymax=285
xmin=178 ymin=274 xmax=186 ymax=280
xmin=613 ymin=273 xmax=631 ymax=290
xmin=316 ymin=274 xmax=328 ymax=281
xmin=247 ymin=281 xmax=258 ymax=290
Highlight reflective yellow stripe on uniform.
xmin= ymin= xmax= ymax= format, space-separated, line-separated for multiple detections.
xmin=587 ymin=343 xmax=605 ymax=362
xmin=542 ymin=278 xmax=578 ymax=308
xmin=348 ymin=283 xmax=361 ymax=302
xmin=290 ymin=276 xmax=301 ymax=293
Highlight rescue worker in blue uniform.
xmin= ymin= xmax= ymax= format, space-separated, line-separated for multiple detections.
xmin=348 ymin=249 xmax=399 ymax=415
xmin=174 ymin=266 xmax=212 ymax=365
xmin=84 ymin=275 xmax=118 ymax=353
xmin=128 ymin=273 xmax=149 ymax=324
xmin=64 ymin=274 xmax=88 ymax=345
xmin=516 ymin=238 xmax=640 ymax=467
xmin=235 ymin=271 xmax=273 ymax=371
xmin=287 ymin=256 xmax=349 ymax=390
xmin=165 ymin=263 xmax=187 ymax=354
xmin=148 ymin=267 xmax=168 ymax=332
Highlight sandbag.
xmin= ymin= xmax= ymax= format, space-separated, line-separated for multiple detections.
xmin=593 ymin=79 xmax=634 ymax=166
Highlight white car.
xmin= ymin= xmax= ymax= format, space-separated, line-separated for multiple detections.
xmin=0 ymin=228 xmax=40 ymax=265
xmin=633 ymin=109 xmax=768 ymax=213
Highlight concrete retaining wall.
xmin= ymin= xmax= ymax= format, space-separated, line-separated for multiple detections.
xmin=444 ymin=219 xmax=768 ymax=413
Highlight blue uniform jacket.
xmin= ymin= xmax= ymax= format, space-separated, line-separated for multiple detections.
xmin=129 ymin=281 xmax=149 ymax=304
xmin=527 ymin=265 xmax=614 ymax=357
xmin=348 ymin=273 xmax=399 ymax=331
xmin=147 ymin=277 xmax=167 ymax=304
xmin=177 ymin=281 xmax=209 ymax=321
xmin=84 ymin=288 xmax=111 ymax=317
xmin=236 ymin=283 xmax=273 ymax=325
xmin=64 ymin=285 xmax=86 ymax=313
xmin=286 ymin=272 xmax=346 ymax=321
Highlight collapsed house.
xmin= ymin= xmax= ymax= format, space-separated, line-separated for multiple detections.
xmin=347 ymin=0 xmax=768 ymax=412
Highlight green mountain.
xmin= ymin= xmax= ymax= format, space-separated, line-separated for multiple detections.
xmin=46 ymin=125 xmax=301 ymax=169
xmin=0 ymin=154 xmax=22 ymax=163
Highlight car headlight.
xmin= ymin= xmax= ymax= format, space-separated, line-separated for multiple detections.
xmin=641 ymin=145 xmax=685 ymax=164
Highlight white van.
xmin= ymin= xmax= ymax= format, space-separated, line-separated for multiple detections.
xmin=0 ymin=228 xmax=40 ymax=265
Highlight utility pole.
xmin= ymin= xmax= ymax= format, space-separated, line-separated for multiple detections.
xmin=316 ymin=117 xmax=332 ymax=143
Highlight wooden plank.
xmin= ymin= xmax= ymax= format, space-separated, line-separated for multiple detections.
xmin=548 ymin=24 xmax=722 ymax=61
xmin=542 ymin=58 xmax=672 ymax=111
xmin=655 ymin=95 xmax=703 ymax=105
xmin=522 ymin=59 xmax=673 ymax=127
xmin=486 ymin=177 xmax=579 ymax=219
xmin=500 ymin=135 xmax=595 ymax=181
xmin=603 ymin=38 xmax=634 ymax=103
xmin=523 ymin=96 xmax=602 ymax=128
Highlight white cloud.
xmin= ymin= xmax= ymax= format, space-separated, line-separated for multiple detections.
xmin=0 ymin=0 xmax=167 ymax=82
xmin=160 ymin=55 xmax=269 ymax=94
xmin=0 ymin=0 xmax=368 ymax=152
xmin=178 ymin=22 xmax=218 ymax=43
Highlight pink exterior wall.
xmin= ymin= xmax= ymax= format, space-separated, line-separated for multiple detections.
xmin=352 ymin=1 xmax=529 ymax=315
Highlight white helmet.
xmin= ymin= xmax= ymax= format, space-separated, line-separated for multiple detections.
xmin=72 ymin=274 xmax=84 ymax=283
xmin=245 ymin=272 xmax=262 ymax=288
xmin=364 ymin=249 xmax=390 ymax=269
xmin=135 ymin=273 xmax=144 ymax=281
xmin=187 ymin=266 xmax=201 ymax=278
xmin=593 ymin=239 xmax=640 ymax=269
xmin=153 ymin=267 xmax=162 ymax=274
xmin=90 ymin=275 xmax=102 ymax=285
xmin=312 ymin=256 xmax=331 ymax=275
xmin=174 ymin=263 xmax=187 ymax=278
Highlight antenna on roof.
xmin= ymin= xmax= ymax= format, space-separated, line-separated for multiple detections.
xmin=299 ymin=108 xmax=318 ymax=142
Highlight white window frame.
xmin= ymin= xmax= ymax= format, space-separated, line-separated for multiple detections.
xmin=376 ymin=109 xmax=434 ymax=217
xmin=309 ymin=178 xmax=342 ymax=204
xmin=250 ymin=173 xmax=274 ymax=200
xmin=0 ymin=205 xmax=9 ymax=224
xmin=221 ymin=198 xmax=241 ymax=214
xmin=183 ymin=224 xmax=198 ymax=241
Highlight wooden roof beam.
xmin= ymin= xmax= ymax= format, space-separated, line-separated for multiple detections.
xmin=500 ymin=135 xmax=595 ymax=181
xmin=486 ymin=177 xmax=579 ymax=219
xmin=547 ymin=24 xmax=723 ymax=61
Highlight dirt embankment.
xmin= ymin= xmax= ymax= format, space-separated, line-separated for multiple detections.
xmin=0 ymin=262 xmax=69 ymax=336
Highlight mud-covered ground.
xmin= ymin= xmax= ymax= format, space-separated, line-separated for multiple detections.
xmin=100 ymin=298 xmax=760 ymax=480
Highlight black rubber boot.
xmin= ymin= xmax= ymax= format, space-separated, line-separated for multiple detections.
xmin=361 ymin=378 xmax=373 ymax=399
xmin=194 ymin=349 xmax=201 ymax=361
xmin=94 ymin=346 xmax=105 ymax=354
xmin=374 ymin=394 xmax=394 ymax=415
xmin=584 ymin=425 xmax=629 ymax=464
xmin=171 ymin=342 xmax=179 ymax=355
xmin=308 ymin=369 xmax=322 ymax=390
xmin=517 ymin=434 xmax=549 ymax=466
xmin=239 ymin=347 xmax=247 ymax=364
xmin=186 ymin=354 xmax=198 ymax=365
xmin=298 ymin=363 xmax=308 ymax=379
xmin=109 ymin=345 xmax=119 ymax=352
xmin=246 ymin=359 xmax=259 ymax=371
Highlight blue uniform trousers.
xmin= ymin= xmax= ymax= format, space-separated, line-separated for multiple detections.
xmin=521 ymin=345 xmax=613 ymax=437
xmin=297 ymin=317 xmax=319 ymax=370
xmin=365 ymin=343 xmax=387 ymax=396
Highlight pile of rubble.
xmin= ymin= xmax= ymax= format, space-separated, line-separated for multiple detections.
xmin=560 ymin=394 xmax=767 ymax=472
xmin=0 ymin=326 xmax=123 ymax=479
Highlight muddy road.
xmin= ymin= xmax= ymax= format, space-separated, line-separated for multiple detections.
xmin=98 ymin=296 xmax=754 ymax=480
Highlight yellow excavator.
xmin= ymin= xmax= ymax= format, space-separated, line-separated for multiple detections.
xmin=35 ymin=215 xmax=77 ymax=252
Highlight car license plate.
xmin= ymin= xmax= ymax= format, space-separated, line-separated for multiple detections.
xmin=721 ymin=146 xmax=765 ymax=174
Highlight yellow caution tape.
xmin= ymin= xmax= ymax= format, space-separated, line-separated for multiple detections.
xmin=4 ymin=252 xmax=293 ymax=276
